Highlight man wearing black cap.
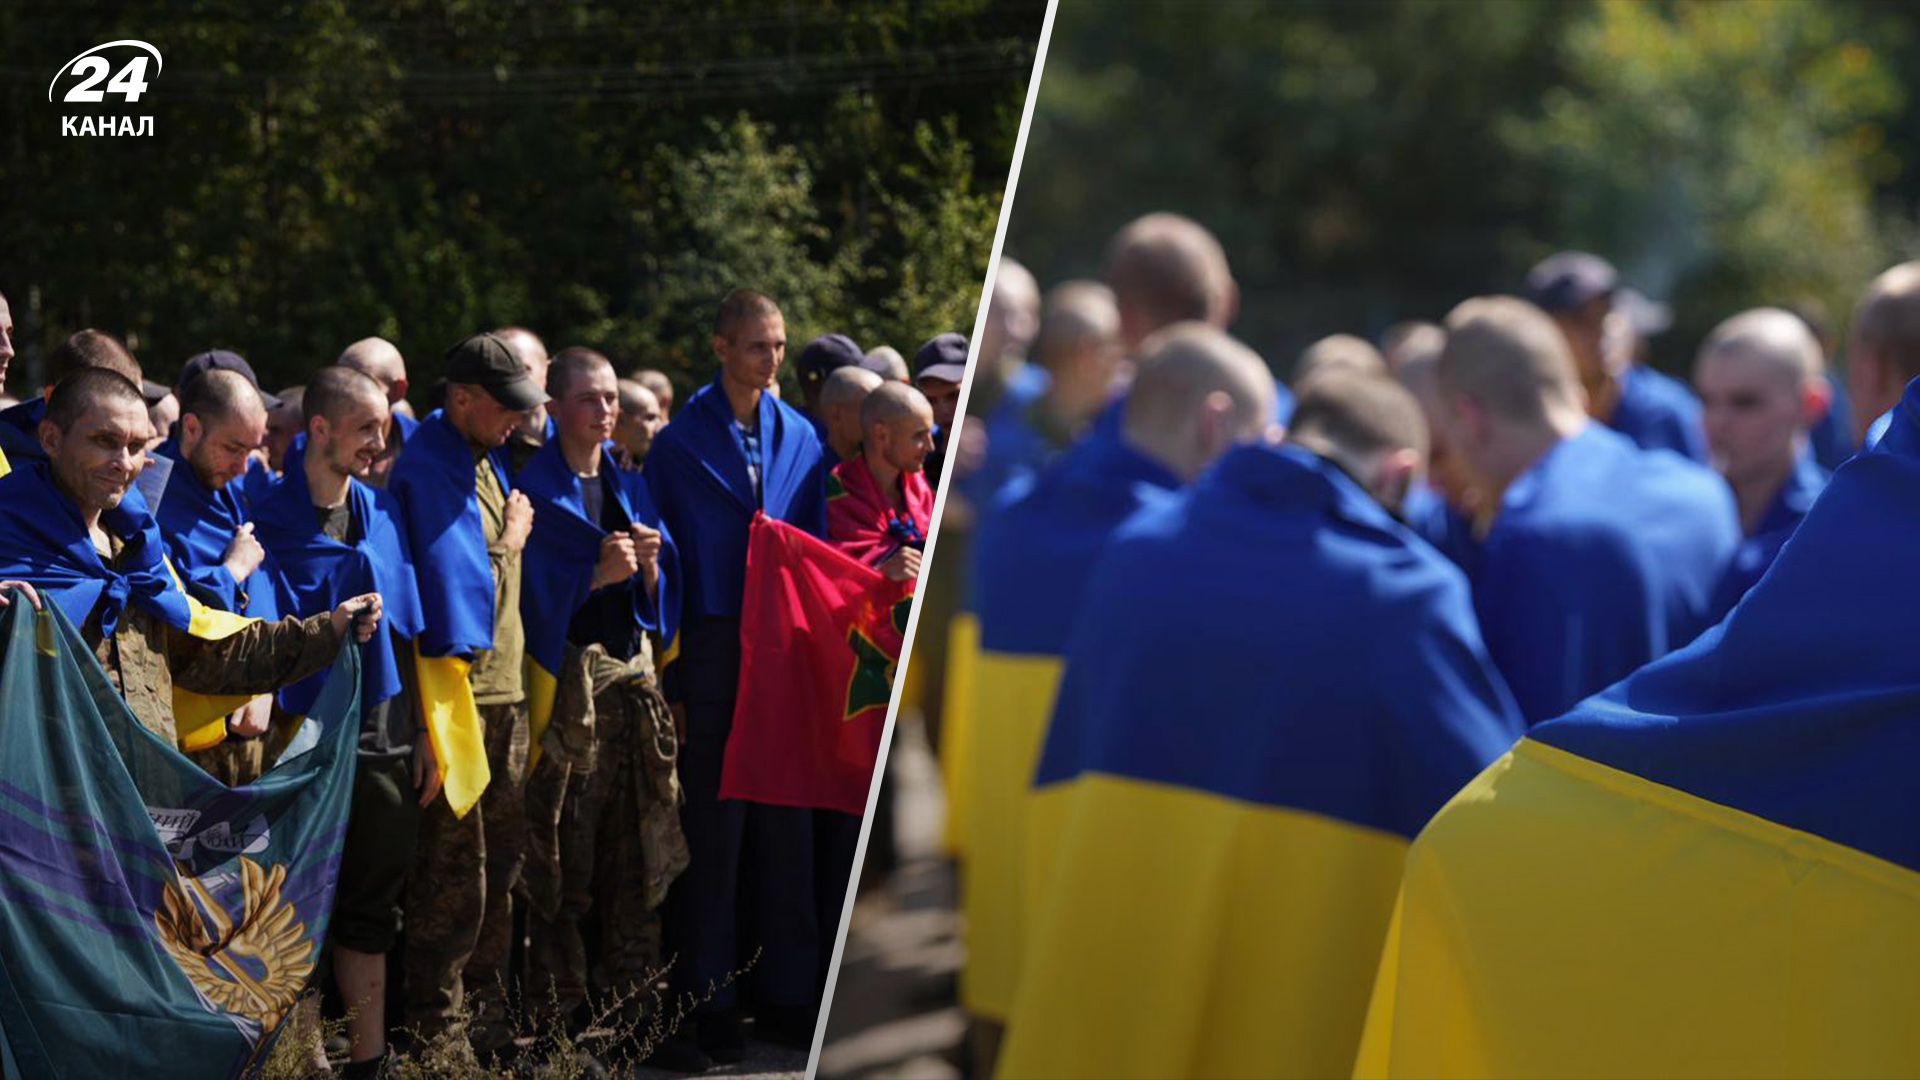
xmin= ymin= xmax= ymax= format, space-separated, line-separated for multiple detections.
xmin=389 ymin=331 xmax=545 ymax=1059
xmin=913 ymin=331 xmax=970 ymax=485
xmin=795 ymin=332 xmax=864 ymax=430
xmin=1525 ymin=251 xmax=1708 ymax=463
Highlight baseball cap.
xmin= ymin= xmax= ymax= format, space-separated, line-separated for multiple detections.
xmin=139 ymin=379 xmax=172 ymax=405
xmin=796 ymin=334 xmax=864 ymax=390
xmin=1524 ymin=251 xmax=1618 ymax=313
xmin=178 ymin=349 xmax=282 ymax=409
xmin=912 ymin=332 xmax=970 ymax=385
xmin=445 ymin=332 xmax=550 ymax=411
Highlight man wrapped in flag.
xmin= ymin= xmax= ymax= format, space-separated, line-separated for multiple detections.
xmin=0 ymin=588 xmax=368 ymax=1078
xmin=1355 ymin=385 xmax=1920 ymax=1078
xmin=646 ymin=289 xmax=830 ymax=1062
xmin=387 ymin=331 xmax=545 ymax=1055
xmin=154 ymin=365 xmax=295 ymax=787
xmin=0 ymin=369 xmax=380 ymax=747
xmin=253 ymin=365 xmax=430 ymax=1075
xmin=999 ymin=371 xmax=1524 ymax=1080
xmin=827 ymin=381 xmax=937 ymax=578
xmin=516 ymin=347 xmax=689 ymax=1053
xmin=0 ymin=329 xmax=148 ymax=479
xmin=956 ymin=324 xmax=1261 ymax=1049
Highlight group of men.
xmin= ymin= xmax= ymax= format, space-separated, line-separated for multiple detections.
xmin=938 ymin=212 xmax=1920 ymax=1077
xmin=0 ymin=285 xmax=961 ymax=1076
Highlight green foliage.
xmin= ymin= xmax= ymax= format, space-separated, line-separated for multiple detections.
xmin=1010 ymin=0 xmax=1920 ymax=376
xmin=0 ymin=0 xmax=1042 ymax=395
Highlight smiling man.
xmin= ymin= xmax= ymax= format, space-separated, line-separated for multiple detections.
xmin=829 ymin=381 xmax=937 ymax=581
xmin=0 ymin=368 xmax=380 ymax=746
xmin=645 ymin=288 xmax=831 ymax=1065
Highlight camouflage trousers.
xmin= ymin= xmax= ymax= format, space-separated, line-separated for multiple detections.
xmin=403 ymin=698 xmax=529 ymax=1046
xmin=188 ymin=732 xmax=266 ymax=788
xmin=524 ymin=645 xmax=689 ymax=1025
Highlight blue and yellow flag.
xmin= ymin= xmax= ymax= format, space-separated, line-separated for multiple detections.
xmin=0 ymin=588 xmax=361 ymax=1077
xmin=517 ymin=440 xmax=680 ymax=761
xmin=957 ymin=430 xmax=1182 ymax=1021
xmin=252 ymin=462 xmax=425 ymax=721
xmin=1357 ymin=382 xmax=1920 ymax=1080
xmin=387 ymin=410 xmax=500 ymax=816
xmin=152 ymin=439 xmax=291 ymax=621
xmin=1000 ymin=444 xmax=1522 ymax=1080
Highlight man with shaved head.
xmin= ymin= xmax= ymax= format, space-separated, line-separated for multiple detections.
xmin=1438 ymin=295 xmax=1737 ymax=724
xmin=0 ymin=368 xmax=380 ymax=747
xmin=1295 ymin=333 xmax=1389 ymax=385
xmin=830 ymin=381 xmax=937 ymax=580
xmin=958 ymin=323 xmax=1276 ymax=1060
xmin=153 ymin=367 xmax=294 ymax=785
xmin=1001 ymin=365 xmax=1522 ymax=1080
xmin=497 ymin=325 xmax=553 ymax=475
xmin=1396 ymin=346 xmax=1483 ymax=570
xmin=263 ymin=386 xmax=305 ymax=476
xmin=253 ymin=363 xmax=428 ymax=1074
xmin=1104 ymin=213 xmax=1239 ymax=351
xmin=338 ymin=337 xmax=417 ymax=486
xmin=860 ymin=345 xmax=911 ymax=383
xmin=819 ymin=365 xmax=884 ymax=466
xmin=631 ymin=368 xmax=675 ymax=421
xmin=971 ymin=257 xmax=1045 ymax=418
xmin=1847 ymin=261 xmax=1920 ymax=448
xmin=1695 ymin=308 xmax=1832 ymax=617
xmin=613 ymin=377 xmax=665 ymax=470
xmin=972 ymin=281 xmax=1125 ymax=505
xmin=0 ymin=329 xmax=146 ymax=473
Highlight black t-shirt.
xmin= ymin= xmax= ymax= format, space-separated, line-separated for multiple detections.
xmin=316 ymin=499 xmax=413 ymax=757
xmin=567 ymin=470 xmax=646 ymax=662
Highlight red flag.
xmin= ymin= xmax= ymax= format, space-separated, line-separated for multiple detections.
xmin=720 ymin=513 xmax=912 ymax=815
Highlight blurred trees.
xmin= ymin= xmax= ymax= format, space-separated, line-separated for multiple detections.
xmin=0 ymin=0 xmax=1041 ymax=393
xmin=1010 ymin=0 xmax=1920 ymax=377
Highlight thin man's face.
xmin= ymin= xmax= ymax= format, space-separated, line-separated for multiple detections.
xmin=46 ymin=397 xmax=154 ymax=515
xmin=719 ymin=315 xmax=787 ymax=394
xmin=0 ymin=295 xmax=13 ymax=389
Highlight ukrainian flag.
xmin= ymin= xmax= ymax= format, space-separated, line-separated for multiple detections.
xmin=999 ymin=444 xmax=1521 ymax=1080
xmin=958 ymin=431 xmax=1182 ymax=1022
xmin=1357 ymin=382 xmax=1920 ymax=1079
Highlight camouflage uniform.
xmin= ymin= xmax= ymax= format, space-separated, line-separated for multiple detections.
xmin=81 ymin=535 xmax=344 ymax=747
xmin=524 ymin=642 xmax=688 ymax=1026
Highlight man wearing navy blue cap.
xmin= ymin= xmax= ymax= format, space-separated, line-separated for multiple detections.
xmin=1438 ymin=295 xmax=1738 ymax=725
xmin=646 ymin=288 xmax=831 ymax=1066
xmin=1526 ymin=251 xmax=1708 ymax=463
xmin=795 ymin=333 xmax=864 ymax=421
xmin=913 ymin=331 xmax=970 ymax=485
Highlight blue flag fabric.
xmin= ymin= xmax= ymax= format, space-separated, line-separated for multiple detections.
xmin=1473 ymin=424 xmax=1740 ymax=724
xmin=0 ymin=590 xmax=361 ymax=1077
xmin=253 ymin=464 xmax=425 ymax=718
xmin=1607 ymin=364 xmax=1709 ymax=463
xmin=152 ymin=440 xmax=289 ymax=621
xmin=0 ymin=460 xmax=192 ymax=637
xmin=1034 ymin=443 xmax=1524 ymax=834
xmin=644 ymin=378 xmax=826 ymax=620
xmin=517 ymin=440 xmax=681 ymax=678
xmin=1809 ymin=370 xmax=1857 ymax=471
xmin=388 ymin=411 xmax=506 ymax=659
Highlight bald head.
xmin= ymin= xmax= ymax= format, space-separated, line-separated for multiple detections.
xmin=305 ymin=365 xmax=388 ymax=429
xmin=1439 ymin=296 xmax=1584 ymax=427
xmin=46 ymin=329 xmax=142 ymax=391
xmin=631 ymin=368 xmax=675 ymax=417
xmin=1698 ymin=309 xmax=1822 ymax=390
xmin=337 ymin=337 xmax=408 ymax=402
xmin=1288 ymin=371 xmax=1429 ymax=511
xmin=860 ymin=346 xmax=910 ymax=383
xmin=1035 ymin=281 xmax=1120 ymax=370
xmin=1849 ymin=262 xmax=1920 ymax=439
xmin=180 ymin=368 xmax=266 ymax=430
xmin=862 ymin=381 xmax=937 ymax=476
xmin=1295 ymin=334 xmax=1388 ymax=385
xmin=1123 ymin=322 xmax=1276 ymax=480
xmin=1104 ymin=213 xmax=1237 ymax=349
xmin=823 ymin=366 xmax=884 ymax=411
xmin=1382 ymin=321 xmax=1446 ymax=371
xmin=495 ymin=327 xmax=550 ymax=386
xmin=983 ymin=257 xmax=1042 ymax=364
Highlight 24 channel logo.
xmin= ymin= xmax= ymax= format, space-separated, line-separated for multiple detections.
xmin=50 ymin=40 xmax=162 ymax=138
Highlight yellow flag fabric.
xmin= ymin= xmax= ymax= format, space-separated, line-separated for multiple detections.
xmin=0 ymin=443 xmax=11 ymax=479
xmin=525 ymin=658 xmax=560 ymax=771
xmin=957 ymin=649 xmax=1062 ymax=1021
xmin=416 ymin=652 xmax=491 ymax=818
xmin=938 ymin=611 xmax=980 ymax=857
xmin=1356 ymin=739 xmax=1920 ymax=1079
xmin=1001 ymin=775 xmax=1408 ymax=1079
xmin=169 ymin=560 xmax=264 ymax=752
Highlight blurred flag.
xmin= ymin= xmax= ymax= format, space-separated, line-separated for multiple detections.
xmin=719 ymin=514 xmax=909 ymax=816
xmin=0 ymin=592 xmax=360 ymax=1077
xmin=1358 ymin=383 xmax=1920 ymax=1078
